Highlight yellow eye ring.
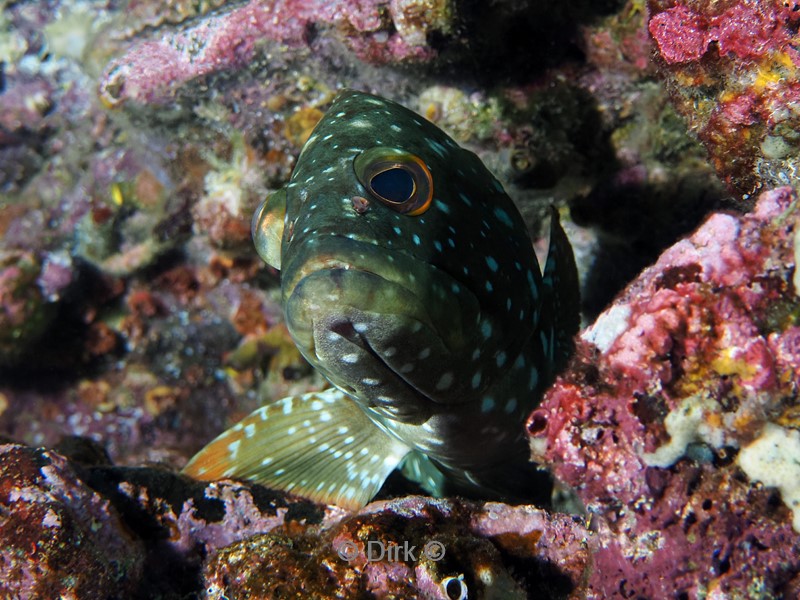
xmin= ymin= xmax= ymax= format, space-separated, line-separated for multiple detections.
xmin=354 ymin=148 xmax=433 ymax=216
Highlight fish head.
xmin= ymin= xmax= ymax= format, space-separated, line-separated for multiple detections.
xmin=252 ymin=90 xmax=544 ymax=424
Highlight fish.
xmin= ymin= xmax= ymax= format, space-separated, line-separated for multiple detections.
xmin=183 ymin=90 xmax=580 ymax=510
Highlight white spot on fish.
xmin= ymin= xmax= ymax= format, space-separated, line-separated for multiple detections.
xmin=472 ymin=371 xmax=482 ymax=389
xmin=496 ymin=351 xmax=507 ymax=367
xmin=227 ymin=440 xmax=241 ymax=458
xmin=494 ymin=207 xmax=514 ymax=227
xmin=481 ymin=396 xmax=495 ymax=412
xmin=436 ymin=372 xmax=454 ymax=390
xmin=528 ymin=367 xmax=539 ymax=390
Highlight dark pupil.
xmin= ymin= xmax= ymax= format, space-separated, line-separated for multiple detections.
xmin=370 ymin=167 xmax=414 ymax=203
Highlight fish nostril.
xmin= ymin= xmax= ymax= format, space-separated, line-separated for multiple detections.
xmin=351 ymin=196 xmax=370 ymax=214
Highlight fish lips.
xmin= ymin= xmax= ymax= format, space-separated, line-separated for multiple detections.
xmin=282 ymin=247 xmax=480 ymax=408
xmin=284 ymin=263 xmax=438 ymax=359
xmin=281 ymin=236 xmax=476 ymax=354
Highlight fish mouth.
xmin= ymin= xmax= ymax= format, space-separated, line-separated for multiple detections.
xmin=285 ymin=266 xmax=442 ymax=419
xmin=281 ymin=233 xmax=469 ymax=344
xmin=281 ymin=237 xmax=480 ymax=409
xmin=281 ymin=234 xmax=429 ymax=302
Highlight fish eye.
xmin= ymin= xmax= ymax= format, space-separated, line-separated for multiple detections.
xmin=370 ymin=167 xmax=415 ymax=203
xmin=354 ymin=147 xmax=433 ymax=215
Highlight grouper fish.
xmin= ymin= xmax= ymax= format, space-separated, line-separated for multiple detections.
xmin=183 ymin=90 xmax=580 ymax=509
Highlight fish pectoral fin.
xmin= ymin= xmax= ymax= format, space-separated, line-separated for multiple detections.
xmin=182 ymin=388 xmax=411 ymax=510
xmin=399 ymin=451 xmax=446 ymax=496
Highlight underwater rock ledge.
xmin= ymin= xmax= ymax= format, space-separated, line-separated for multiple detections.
xmin=0 ymin=442 xmax=591 ymax=599
xmin=529 ymin=186 xmax=800 ymax=599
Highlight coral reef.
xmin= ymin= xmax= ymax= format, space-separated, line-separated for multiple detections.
xmin=205 ymin=497 xmax=590 ymax=599
xmin=648 ymin=0 xmax=800 ymax=197
xmin=0 ymin=443 xmax=590 ymax=599
xmin=1 ymin=0 xmax=799 ymax=596
xmin=99 ymin=0 xmax=452 ymax=108
xmin=0 ymin=251 xmax=57 ymax=365
xmin=0 ymin=444 xmax=145 ymax=598
xmin=529 ymin=187 xmax=800 ymax=598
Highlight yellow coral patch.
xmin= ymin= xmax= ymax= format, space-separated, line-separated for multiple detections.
xmin=710 ymin=347 xmax=759 ymax=392
xmin=753 ymin=52 xmax=798 ymax=93
xmin=284 ymin=107 xmax=324 ymax=147
xmin=777 ymin=404 xmax=800 ymax=431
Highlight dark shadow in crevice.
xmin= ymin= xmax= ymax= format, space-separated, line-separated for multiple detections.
xmin=571 ymin=172 xmax=733 ymax=319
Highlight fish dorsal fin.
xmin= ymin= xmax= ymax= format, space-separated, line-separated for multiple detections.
xmin=182 ymin=388 xmax=411 ymax=510
xmin=541 ymin=206 xmax=581 ymax=378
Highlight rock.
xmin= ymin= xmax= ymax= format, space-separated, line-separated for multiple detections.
xmin=0 ymin=444 xmax=144 ymax=599
xmin=0 ymin=442 xmax=590 ymax=599
xmin=529 ymin=186 xmax=800 ymax=598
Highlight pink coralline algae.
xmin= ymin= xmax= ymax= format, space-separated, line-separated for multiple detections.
xmin=0 ymin=251 xmax=57 ymax=365
xmin=204 ymin=495 xmax=592 ymax=599
xmin=648 ymin=5 xmax=708 ymax=64
xmin=529 ymin=186 xmax=800 ymax=598
xmin=649 ymin=0 xmax=797 ymax=64
xmin=647 ymin=0 xmax=800 ymax=195
xmin=0 ymin=444 xmax=145 ymax=598
xmin=0 ymin=442 xmax=591 ymax=599
xmin=100 ymin=0 xmax=447 ymax=106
